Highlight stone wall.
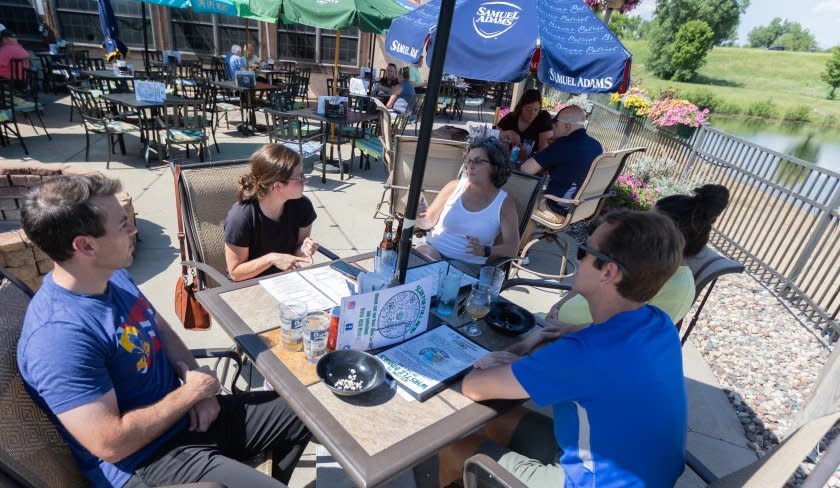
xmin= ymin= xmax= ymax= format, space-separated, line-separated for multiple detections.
xmin=0 ymin=163 xmax=136 ymax=292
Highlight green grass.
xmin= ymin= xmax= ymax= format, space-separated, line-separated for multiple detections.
xmin=624 ymin=40 xmax=840 ymax=126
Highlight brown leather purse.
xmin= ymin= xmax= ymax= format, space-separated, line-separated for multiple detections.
xmin=173 ymin=164 xmax=211 ymax=330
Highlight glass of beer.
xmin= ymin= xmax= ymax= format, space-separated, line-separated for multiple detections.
xmin=463 ymin=284 xmax=491 ymax=337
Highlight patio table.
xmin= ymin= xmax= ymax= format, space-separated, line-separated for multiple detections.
xmin=102 ymin=93 xmax=201 ymax=166
xmin=212 ymin=80 xmax=288 ymax=135
xmin=82 ymin=69 xmax=136 ymax=93
xmin=196 ymin=252 xmax=528 ymax=487
xmin=285 ymin=107 xmax=378 ymax=183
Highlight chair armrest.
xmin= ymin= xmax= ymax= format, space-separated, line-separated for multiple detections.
xmin=542 ymin=194 xmax=579 ymax=206
xmin=684 ymin=450 xmax=718 ymax=484
xmin=182 ymin=260 xmax=232 ymax=287
xmin=501 ymin=277 xmax=573 ymax=292
xmin=463 ymin=454 xmax=527 ymax=488
xmin=190 ymin=347 xmax=243 ymax=395
xmin=317 ymin=246 xmax=340 ymax=261
xmin=190 ymin=347 xmax=242 ymax=364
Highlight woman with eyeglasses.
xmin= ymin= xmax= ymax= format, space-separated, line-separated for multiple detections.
xmin=547 ymin=184 xmax=730 ymax=327
xmin=224 ymin=144 xmax=320 ymax=281
xmin=415 ymin=137 xmax=520 ymax=271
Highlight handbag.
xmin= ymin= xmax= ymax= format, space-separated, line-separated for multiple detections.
xmin=173 ymin=163 xmax=211 ymax=330
xmin=175 ymin=270 xmax=210 ymax=330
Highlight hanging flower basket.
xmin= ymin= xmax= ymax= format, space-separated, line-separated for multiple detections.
xmin=663 ymin=123 xmax=696 ymax=139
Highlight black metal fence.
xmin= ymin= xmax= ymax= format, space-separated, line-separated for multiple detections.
xmin=587 ymin=102 xmax=840 ymax=340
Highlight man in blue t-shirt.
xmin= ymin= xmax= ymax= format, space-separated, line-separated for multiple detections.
xmin=519 ymin=104 xmax=603 ymax=224
xmin=439 ymin=210 xmax=688 ymax=488
xmin=17 ymin=174 xmax=311 ymax=488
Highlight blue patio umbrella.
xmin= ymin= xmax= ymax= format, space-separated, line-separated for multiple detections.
xmin=98 ymin=0 xmax=128 ymax=62
xmin=384 ymin=0 xmax=631 ymax=93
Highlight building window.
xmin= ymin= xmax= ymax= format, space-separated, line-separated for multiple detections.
xmin=277 ymin=26 xmax=358 ymax=66
xmin=1 ymin=0 xmax=39 ymax=42
xmin=218 ymin=16 xmax=259 ymax=54
xmin=171 ymin=9 xmax=214 ymax=54
xmin=55 ymin=0 xmax=153 ymax=49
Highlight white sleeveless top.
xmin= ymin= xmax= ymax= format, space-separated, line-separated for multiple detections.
xmin=426 ymin=178 xmax=507 ymax=264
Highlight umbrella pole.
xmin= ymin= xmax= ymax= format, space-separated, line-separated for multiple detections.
xmin=367 ymin=34 xmax=375 ymax=93
xmin=141 ymin=1 xmax=150 ymax=74
xmin=395 ymin=0 xmax=456 ymax=284
xmin=332 ymin=31 xmax=340 ymax=94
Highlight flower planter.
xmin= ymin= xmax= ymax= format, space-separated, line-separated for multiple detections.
xmin=663 ymin=123 xmax=696 ymax=139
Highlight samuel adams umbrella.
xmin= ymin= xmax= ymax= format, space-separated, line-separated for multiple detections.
xmin=385 ymin=0 xmax=631 ymax=93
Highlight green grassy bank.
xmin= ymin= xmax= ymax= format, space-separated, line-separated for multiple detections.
xmin=624 ymin=40 xmax=840 ymax=127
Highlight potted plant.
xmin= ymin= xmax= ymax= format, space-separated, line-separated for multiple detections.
xmin=645 ymin=98 xmax=709 ymax=139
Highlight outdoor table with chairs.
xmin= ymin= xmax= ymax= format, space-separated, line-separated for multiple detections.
xmin=81 ymin=69 xmax=135 ymax=93
xmin=213 ymin=79 xmax=288 ymax=135
xmin=196 ymin=251 xmax=531 ymax=488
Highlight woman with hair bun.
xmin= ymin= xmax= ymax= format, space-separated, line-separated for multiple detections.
xmin=548 ymin=184 xmax=730 ymax=326
xmin=223 ymin=144 xmax=320 ymax=281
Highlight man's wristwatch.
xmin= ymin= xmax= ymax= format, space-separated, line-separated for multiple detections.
xmin=483 ymin=245 xmax=492 ymax=257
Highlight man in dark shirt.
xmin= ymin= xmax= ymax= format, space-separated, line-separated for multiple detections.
xmin=519 ymin=104 xmax=603 ymax=223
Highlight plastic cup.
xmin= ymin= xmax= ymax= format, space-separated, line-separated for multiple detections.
xmin=279 ymin=300 xmax=308 ymax=351
xmin=374 ymin=249 xmax=397 ymax=275
xmin=303 ymin=311 xmax=330 ymax=363
xmin=479 ymin=266 xmax=505 ymax=303
xmin=436 ymin=272 xmax=462 ymax=317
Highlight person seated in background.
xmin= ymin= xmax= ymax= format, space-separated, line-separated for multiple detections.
xmin=439 ymin=210 xmax=688 ymax=488
xmin=224 ymin=144 xmax=320 ymax=281
xmin=497 ymin=89 xmax=554 ymax=157
xmin=0 ymin=30 xmax=31 ymax=82
xmin=242 ymin=42 xmax=261 ymax=70
xmin=386 ymin=67 xmax=415 ymax=114
xmin=373 ymin=63 xmax=400 ymax=96
xmin=408 ymin=55 xmax=427 ymax=93
xmin=549 ymin=184 xmax=731 ymax=329
xmin=415 ymin=136 xmax=520 ymax=271
xmin=224 ymin=44 xmax=244 ymax=80
xmin=18 ymin=173 xmax=312 ymax=488
xmin=519 ymin=104 xmax=603 ymax=225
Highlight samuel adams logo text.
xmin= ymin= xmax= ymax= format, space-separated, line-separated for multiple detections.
xmin=472 ymin=1 xmax=522 ymax=39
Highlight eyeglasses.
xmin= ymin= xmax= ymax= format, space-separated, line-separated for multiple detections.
xmin=577 ymin=243 xmax=628 ymax=276
xmin=464 ymin=157 xmax=491 ymax=166
xmin=282 ymin=174 xmax=307 ymax=185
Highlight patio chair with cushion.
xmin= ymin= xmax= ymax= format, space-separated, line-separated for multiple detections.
xmin=9 ymin=62 xmax=50 ymax=140
xmin=463 ymin=407 xmax=840 ymax=488
xmin=512 ymin=146 xmax=646 ymax=281
xmin=158 ymin=101 xmax=210 ymax=162
xmin=69 ymin=86 xmax=140 ymax=168
xmin=373 ymin=134 xmax=469 ymax=219
xmin=463 ymin=80 xmax=490 ymax=122
xmin=0 ymin=79 xmax=28 ymax=154
xmin=171 ymin=159 xmax=339 ymax=291
xmin=353 ymin=97 xmax=398 ymax=171
xmin=294 ymin=68 xmax=311 ymax=108
xmin=0 ymin=266 xmax=237 ymax=488
xmin=264 ymin=107 xmax=325 ymax=164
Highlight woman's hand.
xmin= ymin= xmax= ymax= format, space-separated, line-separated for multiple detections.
xmin=474 ymin=351 xmax=520 ymax=370
xmin=270 ymin=253 xmax=310 ymax=271
xmin=298 ymin=237 xmax=319 ymax=263
xmin=465 ymin=235 xmax=485 ymax=257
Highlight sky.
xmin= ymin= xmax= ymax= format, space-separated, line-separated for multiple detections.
xmin=633 ymin=0 xmax=840 ymax=50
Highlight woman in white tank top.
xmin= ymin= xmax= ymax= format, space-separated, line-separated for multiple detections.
xmin=418 ymin=137 xmax=520 ymax=267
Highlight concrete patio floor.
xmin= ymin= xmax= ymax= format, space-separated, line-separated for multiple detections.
xmin=0 ymin=93 xmax=756 ymax=487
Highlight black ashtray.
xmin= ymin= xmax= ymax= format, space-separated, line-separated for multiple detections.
xmin=316 ymin=350 xmax=386 ymax=396
xmin=485 ymin=302 xmax=535 ymax=336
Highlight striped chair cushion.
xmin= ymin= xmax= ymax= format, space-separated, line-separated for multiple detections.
xmin=356 ymin=137 xmax=383 ymax=158
xmin=464 ymin=97 xmax=484 ymax=107
xmin=216 ymin=102 xmax=239 ymax=112
xmin=84 ymin=119 xmax=140 ymax=133
xmin=277 ymin=139 xmax=323 ymax=159
xmin=0 ymin=110 xmax=11 ymax=123
xmin=167 ymin=128 xmax=205 ymax=143
xmin=13 ymin=97 xmax=43 ymax=113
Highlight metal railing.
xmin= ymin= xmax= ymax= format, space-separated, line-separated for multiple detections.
xmin=587 ymin=102 xmax=840 ymax=340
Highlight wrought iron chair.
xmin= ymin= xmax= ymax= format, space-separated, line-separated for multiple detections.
xmin=0 ymin=266 xmax=236 ymax=488
xmin=158 ymin=101 xmax=210 ymax=162
xmin=463 ymin=80 xmax=491 ymax=122
xmin=69 ymin=86 xmax=140 ymax=168
xmin=0 ymin=79 xmax=28 ymax=154
xmin=512 ymin=146 xmax=646 ymax=280
xmin=294 ymin=67 xmax=312 ymax=108
xmin=353 ymin=97 xmax=407 ymax=171
xmin=9 ymin=62 xmax=50 ymax=139
xmin=325 ymin=77 xmax=350 ymax=97
xmin=264 ymin=101 xmax=325 ymax=164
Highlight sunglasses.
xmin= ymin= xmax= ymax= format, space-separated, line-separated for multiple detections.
xmin=577 ymin=243 xmax=628 ymax=276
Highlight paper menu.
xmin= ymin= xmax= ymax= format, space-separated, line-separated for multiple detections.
xmin=259 ymin=267 xmax=355 ymax=312
xmin=336 ymin=275 xmax=437 ymax=351
xmin=377 ymin=325 xmax=489 ymax=401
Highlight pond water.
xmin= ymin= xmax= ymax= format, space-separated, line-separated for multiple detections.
xmin=710 ymin=117 xmax=840 ymax=176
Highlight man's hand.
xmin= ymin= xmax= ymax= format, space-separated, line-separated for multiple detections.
xmin=474 ymin=351 xmax=521 ymax=370
xmin=507 ymin=326 xmax=568 ymax=356
xmin=188 ymin=396 xmax=221 ymax=432
xmin=176 ymin=361 xmax=221 ymax=401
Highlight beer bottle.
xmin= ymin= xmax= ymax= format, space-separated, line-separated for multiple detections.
xmin=379 ymin=220 xmax=395 ymax=250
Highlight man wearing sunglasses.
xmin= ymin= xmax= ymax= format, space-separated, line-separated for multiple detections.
xmin=517 ymin=104 xmax=603 ymax=225
xmin=440 ymin=210 xmax=687 ymax=488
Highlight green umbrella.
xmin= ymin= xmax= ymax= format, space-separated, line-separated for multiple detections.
xmin=251 ymin=0 xmax=411 ymax=34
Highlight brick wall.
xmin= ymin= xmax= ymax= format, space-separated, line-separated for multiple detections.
xmin=0 ymin=163 xmax=136 ymax=292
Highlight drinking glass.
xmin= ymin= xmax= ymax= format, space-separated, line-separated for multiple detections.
xmin=436 ymin=271 xmax=462 ymax=317
xmin=279 ymin=300 xmax=308 ymax=351
xmin=463 ymin=284 xmax=491 ymax=337
xmin=302 ymin=311 xmax=330 ymax=363
xmin=479 ymin=265 xmax=505 ymax=303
